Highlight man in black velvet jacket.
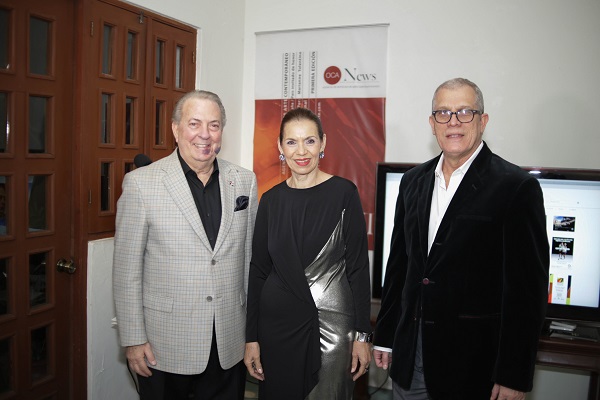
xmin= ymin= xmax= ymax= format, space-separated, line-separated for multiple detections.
xmin=373 ymin=78 xmax=549 ymax=400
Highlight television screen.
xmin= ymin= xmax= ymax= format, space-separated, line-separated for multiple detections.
xmin=526 ymin=168 xmax=600 ymax=322
xmin=373 ymin=163 xmax=600 ymax=323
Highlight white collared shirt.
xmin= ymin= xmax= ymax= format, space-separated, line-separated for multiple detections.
xmin=427 ymin=142 xmax=483 ymax=254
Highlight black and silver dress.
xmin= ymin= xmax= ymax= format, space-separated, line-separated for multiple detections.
xmin=246 ymin=176 xmax=371 ymax=400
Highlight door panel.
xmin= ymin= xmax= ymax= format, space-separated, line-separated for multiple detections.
xmin=146 ymin=18 xmax=196 ymax=164
xmin=85 ymin=0 xmax=196 ymax=233
xmin=85 ymin=1 xmax=148 ymax=234
xmin=0 ymin=0 xmax=74 ymax=398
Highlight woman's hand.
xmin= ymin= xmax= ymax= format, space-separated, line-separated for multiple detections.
xmin=351 ymin=341 xmax=372 ymax=381
xmin=244 ymin=342 xmax=265 ymax=381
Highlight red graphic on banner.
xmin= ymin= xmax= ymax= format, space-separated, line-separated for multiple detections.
xmin=254 ymin=97 xmax=385 ymax=249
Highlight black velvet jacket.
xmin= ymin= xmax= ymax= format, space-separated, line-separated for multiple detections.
xmin=374 ymin=143 xmax=549 ymax=399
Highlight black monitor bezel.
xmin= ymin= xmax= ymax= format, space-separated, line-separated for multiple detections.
xmin=372 ymin=162 xmax=416 ymax=299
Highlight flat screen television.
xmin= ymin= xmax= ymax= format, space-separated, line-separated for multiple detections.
xmin=372 ymin=162 xmax=600 ymax=324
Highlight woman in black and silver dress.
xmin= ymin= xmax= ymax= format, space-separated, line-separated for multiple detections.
xmin=244 ymin=108 xmax=372 ymax=399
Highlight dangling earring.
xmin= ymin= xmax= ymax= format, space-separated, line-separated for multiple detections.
xmin=319 ymin=151 xmax=325 ymax=159
xmin=279 ymin=154 xmax=285 ymax=161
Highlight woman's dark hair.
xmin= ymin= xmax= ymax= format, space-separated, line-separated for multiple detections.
xmin=279 ymin=108 xmax=324 ymax=143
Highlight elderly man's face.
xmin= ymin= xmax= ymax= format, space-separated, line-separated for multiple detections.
xmin=172 ymin=98 xmax=223 ymax=170
xmin=429 ymin=86 xmax=488 ymax=166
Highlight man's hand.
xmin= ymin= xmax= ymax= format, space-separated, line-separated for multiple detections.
xmin=351 ymin=341 xmax=372 ymax=381
xmin=126 ymin=342 xmax=156 ymax=377
xmin=244 ymin=342 xmax=264 ymax=381
xmin=490 ymin=383 xmax=526 ymax=400
xmin=373 ymin=349 xmax=392 ymax=370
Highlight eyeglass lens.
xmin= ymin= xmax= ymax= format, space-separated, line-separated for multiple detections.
xmin=433 ymin=109 xmax=477 ymax=123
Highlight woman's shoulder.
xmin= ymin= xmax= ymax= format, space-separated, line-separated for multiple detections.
xmin=260 ymin=180 xmax=288 ymax=200
xmin=327 ymin=175 xmax=358 ymax=193
xmin=318 ymin=176 xmax=361 ymax=207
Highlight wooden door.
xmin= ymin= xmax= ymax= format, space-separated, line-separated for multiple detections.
xmin=84 ymin=0 xmax=150 ymax=234
xmin=145 ymin=17 xmax=196 ymax=164
xmin=84 ymin=0 xmax=196 ymax=234
xmin=0 ymin=0 xmax=74 ymax=398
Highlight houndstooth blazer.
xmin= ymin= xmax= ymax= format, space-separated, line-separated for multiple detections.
xmin=113 ymin=150 xmax=258 ymax=374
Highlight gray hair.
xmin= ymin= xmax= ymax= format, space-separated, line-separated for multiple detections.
xmin=432 ymin=78 xmax=484 ymax=112
xmin=172 ymin=90 xmax=227 ymax=127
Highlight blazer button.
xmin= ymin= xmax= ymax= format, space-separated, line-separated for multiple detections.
xmin=422 ymin=278 xmax=430 ymax=285
xmin=211 ymin=259 xmax=217 ymax=265
xmin=206 ymin=296 xmax=213 ymax=302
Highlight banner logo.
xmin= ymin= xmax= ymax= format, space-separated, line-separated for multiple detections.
xmin=324 ymin=65 xmax=379 ymax=86
xmin=324 ymin=66 xmax=342 ymax=85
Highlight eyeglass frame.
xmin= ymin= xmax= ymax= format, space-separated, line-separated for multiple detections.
xmin=431 ymin=109 xmax=482 ymax=124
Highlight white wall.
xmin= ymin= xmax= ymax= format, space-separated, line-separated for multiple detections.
xmin=241 ymin=0 xmax=600 ymax=171
xmin=90 ymin=0 xmax=599 ymax=398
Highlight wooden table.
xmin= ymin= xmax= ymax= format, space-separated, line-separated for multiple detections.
xmin=537 ymin=332 xmax=600 ymax=400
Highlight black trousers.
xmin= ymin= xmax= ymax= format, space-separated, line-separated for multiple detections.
xmin=137 ymin=330 xmax=246 ymax=400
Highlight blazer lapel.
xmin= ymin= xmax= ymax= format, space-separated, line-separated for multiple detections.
xmin=213 ymin=159 xmax=234 ymax=254
xmin=439 ymin=144 xmax=491 ymax=226
xmin=429 ymin=144 xmax=491 ymax=261
xmin=417 ymin=168 xmax=435 ymax=263
xmin=161 ymin=151 xmax=213 ymax=251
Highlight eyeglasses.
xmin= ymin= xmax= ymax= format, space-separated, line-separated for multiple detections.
xmin=431 ymin=109 xmax=481 ymax=124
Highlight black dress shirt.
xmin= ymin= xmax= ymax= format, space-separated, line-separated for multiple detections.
xmin=178 ymin=150 xmax=222 ymax=249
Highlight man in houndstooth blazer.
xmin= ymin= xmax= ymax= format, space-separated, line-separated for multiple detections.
xmin=113 ymin=90 xmax=258 ymax=399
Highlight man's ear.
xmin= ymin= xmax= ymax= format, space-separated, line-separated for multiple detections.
xmin=172 ymin=122 xmax=179 ymax=143
xmin=429 ymin=115 xmax=436 ymax=135
xmin=480 ymin=112 xmax=489 ymax=133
